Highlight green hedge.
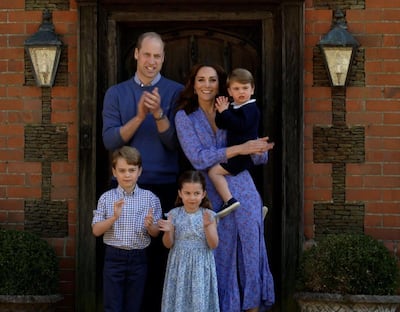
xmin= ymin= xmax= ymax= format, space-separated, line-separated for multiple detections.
xmin=0 ymin=230 xmax=59 ymax=295
xmin=296 ymin=233 xmax=400 ymax=295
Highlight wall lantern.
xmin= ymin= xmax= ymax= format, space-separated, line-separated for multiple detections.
xmin=24 ymin=9 xmax=62 ymax=87
xmin=318 ymin=9 xmax=359 ymax=87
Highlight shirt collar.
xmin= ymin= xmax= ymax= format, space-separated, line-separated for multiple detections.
xmin=231 ymin=98 xmax=256 ymax=109
xmin=134 ymin=73 xmax=161 ymax=87
xmin=117 ymin=185 xmax=137 ymax=197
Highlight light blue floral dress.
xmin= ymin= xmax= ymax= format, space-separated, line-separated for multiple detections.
xmin=161 ymin=207 xmax=220 ymax=312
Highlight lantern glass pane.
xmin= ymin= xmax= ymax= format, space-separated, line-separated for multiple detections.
xmin=28 ymin=46 xmax=58 ymax=87
xmin=322 ymin=46 xmax=353 ymax=86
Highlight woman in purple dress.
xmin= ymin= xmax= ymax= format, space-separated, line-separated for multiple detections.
xmin=174 ymin=64 xmax=275 ymax=312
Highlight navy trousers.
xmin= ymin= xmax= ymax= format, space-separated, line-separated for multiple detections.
xmin=103 ymin=245 xmax=147 ymax=312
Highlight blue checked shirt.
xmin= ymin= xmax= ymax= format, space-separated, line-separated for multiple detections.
xmin=92 ymin=185 xmax=162 ymax=250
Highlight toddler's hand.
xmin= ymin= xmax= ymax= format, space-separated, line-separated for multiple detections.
xmin=215 ymin=96 xmax=229 ymax=113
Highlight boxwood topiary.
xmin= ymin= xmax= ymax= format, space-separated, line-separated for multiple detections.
xmin=296 ymin=233 xmax=400 ymax=295
xmin=0 ymin=229 xmax=59 ymax=295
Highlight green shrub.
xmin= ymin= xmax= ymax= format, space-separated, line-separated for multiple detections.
xmin=296 ymin=233 xmax=400 ymax=295
xmin=0 ymin=229 xmax=59 ymax=295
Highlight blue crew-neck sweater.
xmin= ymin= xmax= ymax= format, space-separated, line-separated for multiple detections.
xmin=102 ymin=76 xmax=183 ymax=184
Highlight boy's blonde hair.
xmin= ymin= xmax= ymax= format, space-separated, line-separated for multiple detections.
xmin=112 ymin=146 xmax=142 ymax=168
xmin=227 ymin=68 xmax=254 ymax=88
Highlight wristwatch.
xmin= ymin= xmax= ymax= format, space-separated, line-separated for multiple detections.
xmin=154 ymin=110 xmax=166 ymax=121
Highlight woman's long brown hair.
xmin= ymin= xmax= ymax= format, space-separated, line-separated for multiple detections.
xmin=175 ymin=64 xmax=228 ymax=115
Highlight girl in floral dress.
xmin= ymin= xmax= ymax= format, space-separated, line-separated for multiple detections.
xmin=159 ymin=170 xmax=220 ymax=312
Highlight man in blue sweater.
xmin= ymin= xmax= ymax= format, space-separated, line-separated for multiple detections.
xmin=102 ymin=31 xmax=183 ymax=312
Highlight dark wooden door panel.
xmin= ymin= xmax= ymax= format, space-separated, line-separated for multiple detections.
xmin=118 ymin=25 xmax=261 ymax=85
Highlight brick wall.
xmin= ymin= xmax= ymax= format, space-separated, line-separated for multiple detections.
xmin=0 ymin=0 xmax=399 ymax=310
xmin=0 ymin=0 xmax=78 ymax=310
xmin=304 ymin=0 xmax=400 ymax=261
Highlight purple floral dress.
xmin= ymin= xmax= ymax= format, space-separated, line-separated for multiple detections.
xmin=175 ymin=109 xmax=275 ymax=312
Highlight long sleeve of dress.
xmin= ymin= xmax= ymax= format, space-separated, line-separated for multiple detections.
xmin=175 ymin=109 xmax=227 ymax=170
xmin=175 ymin=109 xmax=268 ymax=169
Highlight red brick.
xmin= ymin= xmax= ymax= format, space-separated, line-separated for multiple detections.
xmin=0 ymin=98 xmax=24 ymax=110
xmin=0 ymin=0 xmax=24 ymax=9
xmin=367 ymin=202 xmax=400 ymax=214
xmin=383 ymin=215 xmax=400 ymax=227
xmin=7 ymin=136 xmax=24 ymax=148
xmin=356 ymin=35 xmax=383 ymax=47
xmin=347 ymin=189 xmax=382 ymax=201
xmin=383 ymin=87 xmax=400 ymax=99
xmin=367 ymin=1 xmax=400 ymax=8
xmin=305 ymin=112 xmax=331 ymax=124
xmin=383 ymin=62 xmax=400 ymax=73
xmin=7 ymin=58 xmax=24 ymax=72
xmin=7 ymin=211 xmax=24 ymax=222
xmin=0 ymin=199 xmax=24 ymax=210
xmin=52 ymin=111 xmax=76 ymax=123
xmin=367 ymin=47 xmax=400 ymax=60
xmin=0 ymin=73 xmax=25 ymax=85
xmin=305 ymin=189 xmax=332 ymax=201
xmin=383 ymin=35 xmax=400 ymax=46
xmin=0 ymin=150 xmax=24 ymax=161
xmin=0 ymin=124 xmax=24 ymax=135
xmin=346 ymin=175 xmax=363 ymax=188
xmin=8 ymin=111 xmax=41 ymax=123
xmin=347 ymin=86 xmax=382 ymax=99
xmin=365 ymin=61 xmax=382 ymax=72
xmin=366 ymin=150 xmax=400 ymax=163
xmin=52 ymin=186 xmax=77 ymax=200
xmin=8 ymin=11 xmax=41 ymax=23
xmin=366 ymin=100 xmax=399 ymax=111
xmin=367 ymin=74 xmax=400 ymax=86
xmin=382 ymin=138 xmax=400 ymax=150
xmin=383 ymin=164 xmax=400 ymax=175
xmin=365 ymin=227 xmax=400 ymax=241
xmin=0 ymin=23 xmax=26 ymax=36
xmin=347 ymin=163 xmax=382 ymax=175
xmin=382 ymin=189 xmax=400 ymax=201
xmin=364 ymin=176 xmax=400 ymax=188
xmin=26 ymin=174 xmax=42 ymax=186
xmin=8 ymin=86 xmax=41 ymax=97
xmin=364 ymin=214 xmax=382 ymax=227
xmin=347 ymin=112 xmax=381 ymax=124
xmin=366 ymin=125 xmax=400 ymax=137
xmin=7 ymin=186 xmax=41 ymax=198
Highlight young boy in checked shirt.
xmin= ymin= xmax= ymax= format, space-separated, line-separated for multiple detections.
xmin=92 ymin=146 xmax=162 ymax=312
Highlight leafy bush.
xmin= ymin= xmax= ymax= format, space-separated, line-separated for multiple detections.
xmin=0 ymin=229 xmax=59 ymax=295
xmin=296 ymin=233 xmax=400 ymax=295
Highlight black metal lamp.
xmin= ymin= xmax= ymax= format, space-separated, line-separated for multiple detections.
xmin=318 ymin=9 xmax=359 ymax=87
xmin=24 ymin=9 xmax=62 ymax=87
